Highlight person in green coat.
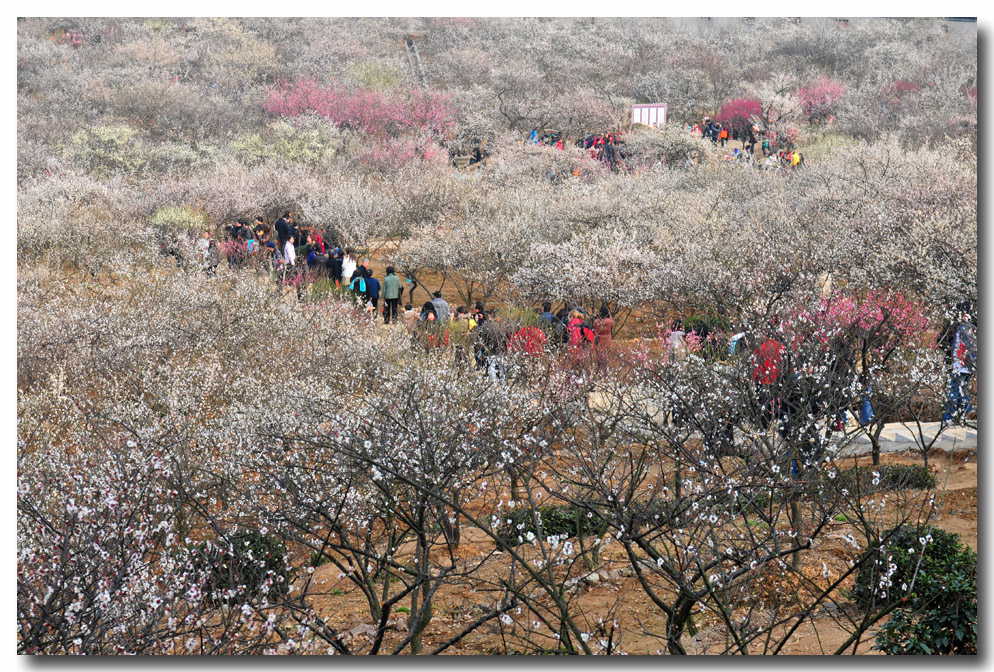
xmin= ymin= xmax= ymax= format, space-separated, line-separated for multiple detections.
xmin=382 ymin=266 xmax=403 ymax=324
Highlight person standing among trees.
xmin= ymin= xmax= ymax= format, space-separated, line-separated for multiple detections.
xmin=943 ymin=306 xmax=977 ymax=423
xmin=274 ymin=211 xmax=291 ymax=247
xmin=341 ymin=250 xmax=357 ymax=287
xmin=472 ymin=301 xmax=487 ymax=326
xmin=402 ymin=303 xmax=418 ymax=332
xmin=282 ymin=235 xmax=296 ymax=267
xmin=594 ymin=305 xmax=614 ymax=345
xmin=348 ymin=266 xmax=367 ymax=305
xmin=477 ymin=310 xmax=511 ymax=381
xmin=430 ymin=291 xmax=451 ymax=323
xmin=382 ymin=266 xmax=402 ymax=324
xmin=327 ymin=244 xmax=344 ymax=287
xmin=538 ymin=301 xmax=556 ymax=324
xmin=364 ymin=269 xmax=380 ymax=313
xmin=594 ymin=304 xmax=615 ymax=369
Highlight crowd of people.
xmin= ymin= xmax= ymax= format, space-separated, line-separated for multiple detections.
xmin=521 ymin=118 xmax=802 ymax=173
xmin=193 ymin=209 xmax=974 ymax=432
xmin=527 ymin=128 xmax=628 ymax=170
xmin=690 ymin=116 xmax=805 ymax=169
xmin=405 ymin=298 xmax=617 ymax=380
xmin=198 ymin=210 xmax=977 ymax=425
xmin=192 ymin=212 xmax=620 ymax=380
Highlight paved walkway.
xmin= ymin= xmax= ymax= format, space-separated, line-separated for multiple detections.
xmin=587 ymin=392 xmax=977 ymax=457
xmin=832 ymin=421 xmax=977 ymax=458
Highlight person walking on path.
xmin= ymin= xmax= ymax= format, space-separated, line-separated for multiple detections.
xmin=382 ymin=266 xmax=402 ymax=324
xmin=282 ymin=235 xmax=296 ymax=267
xmin=364 ymin=271 xmax=380 ymax=312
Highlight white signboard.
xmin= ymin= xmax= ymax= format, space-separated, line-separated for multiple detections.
xmin=631 ymin=103 xmax=668 ymax=127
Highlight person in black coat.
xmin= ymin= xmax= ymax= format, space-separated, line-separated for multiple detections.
xmin=274 ymin=211 xmax=291 ymax=247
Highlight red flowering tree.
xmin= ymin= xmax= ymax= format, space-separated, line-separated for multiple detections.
xmin=797 ymin=76 xmax=846 ymax=124
xmin=715 ymin=98 xmax=762 ymax=136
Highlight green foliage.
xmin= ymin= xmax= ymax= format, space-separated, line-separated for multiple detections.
xmin=496 ymin=504 xmax=609 ymax=547
xmin=852 ymin=525 xmax=976 ymax=655
xmin=310 ymin=550 xmax=331 ymax=567
xmin=67 ymin=124 xmax=144 ymax=177
xmin=309 ymin=277 xmax=350 ymax=303
xmin=199 ymin=531 xmax=291 ymax=604
xmin=150 ymin=205 xmax=208 ymax=239
xmin=230 ymin=118 xmax=341 ymax=168
xmin=683 ymin=313 xmax=730 ymax=338
xmin=348 ymin=60 xmax=403 ymax=90
xmin=875 ymin=571 xmax=977 ymax=654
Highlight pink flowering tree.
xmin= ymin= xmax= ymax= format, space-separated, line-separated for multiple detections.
xmin=262 ymin=79 xmax=454 ymax=138
xmin=797 ymin=76 xmax=846 ymax=124
xmin=793 ymin=290 xmax=936 ymax=464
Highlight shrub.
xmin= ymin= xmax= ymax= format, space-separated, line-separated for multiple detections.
xmin=67 ymin=124 xmax=145 ymax=177
xmin=875 ymin=568 xmax=977 ymax=654
xmin=622 ymin=125 xmax=710 ymax=170
xmin=230 ymin=117 xmax=343 ymax=168
xmin=150 ymin=205 xmax=209 ymax=240
xmin=852 ymin=524 xmax=976 ymax=655
xmin=496 ymin=504 xmax=609 ymax=547
xmin=199 ymin=530 xmax=291 ymax=605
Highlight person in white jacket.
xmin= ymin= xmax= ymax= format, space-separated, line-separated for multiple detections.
xmin=283 ymin=236 xmax=296 ymax=266
xmin=341 ymin=252 xmax=357 ymax=284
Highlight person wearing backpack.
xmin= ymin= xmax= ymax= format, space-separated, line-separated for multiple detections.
xmin=567 ymin=310 xmax=597 ymax=362
xmin=348 ymin=267 xmax=367 ymax=304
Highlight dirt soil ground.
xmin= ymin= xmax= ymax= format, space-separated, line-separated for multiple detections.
xmin=295 ymin=450 xmax=975 ymax=655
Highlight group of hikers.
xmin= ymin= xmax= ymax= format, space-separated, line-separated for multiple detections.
xmin=194 ymin=211 xmax=619 ymax=380
xmin=719 ymin=300 xmax=976 ymax=470
xmin=527 ymin=128 xmax=628 ymax=170
xmin=195 ymin=211 xmax=975 ymax=430
xmin=690 ymin=116 xmax=804 ymax=168
xmin=522 ymin=118 xmax=802 ymax=173
xmin=403 ymin=298 xmax=617 ymax=380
